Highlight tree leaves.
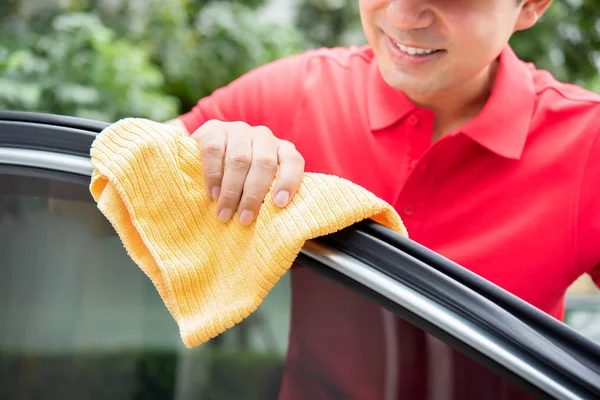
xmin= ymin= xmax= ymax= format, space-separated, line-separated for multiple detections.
xmin=0 ymin=10 xmax=179 ymax=122
xmin=0 ymin=0 xmax=304 ymax=120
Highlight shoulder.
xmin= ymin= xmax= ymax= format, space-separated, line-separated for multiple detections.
xmin=300 ymin=45 xmax=374 ymax=82
xmin=178 ymin=46 xmax=375 ymax=136
xmin=525 ymin=62 xmax=600 ymax=115
xmin=220 ymin=45 xmax=375 ymax=99
xmin=285 ymin=45 xmax=375 ymax=110
xmin=245 ymin=45 xmax=374 ymax=77
xmin=524 ymin=61 xmax=600 ymax=154
xmin=248 ymin=45 xmax=374 ymax=90
xmin=302 ymin=45 xmax=374 ymax=68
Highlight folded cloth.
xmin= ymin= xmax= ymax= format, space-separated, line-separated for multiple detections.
xmin=89 ymin=118 xmax=408 ymax=348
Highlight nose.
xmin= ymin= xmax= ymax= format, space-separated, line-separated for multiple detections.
xmin=387 ymin=0 xmax=435 ymax=31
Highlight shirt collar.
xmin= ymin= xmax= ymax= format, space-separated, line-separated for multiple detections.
xmin=366 ymin=45 xmax=535 ymax=160
xmin=459 ymin=45 xmax=535 ymax=160
xmin=366 ymin=55 xmax=417 ymax=131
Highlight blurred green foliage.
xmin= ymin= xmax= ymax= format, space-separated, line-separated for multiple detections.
xmin=510 ymin=0 xmax=600 ymax=92
xmin=0 ymin=0 xmax=303 ymax=121
xmin=0 ymin=12 xmax=179 ymax=122
xmin=0 ymin=0 xmax=598 ymax=122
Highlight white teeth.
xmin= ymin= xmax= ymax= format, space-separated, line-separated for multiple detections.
xmin=396 ymin=43 xmax=436 ymax=55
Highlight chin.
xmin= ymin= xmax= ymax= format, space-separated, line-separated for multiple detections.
xmin=382 ymin=69 xmax=432 ymax=94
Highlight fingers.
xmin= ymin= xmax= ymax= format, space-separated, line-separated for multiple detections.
xmin=217 ymin=123 xmax=253 ymax=222
xmin=237 ymin=128 xmax=279 ymax=225
xmin=191 ymin=120 xmax=227 ymax=201
xmin=191 ymin=120 xmax=305 ymax=226
xmin=273 ymin=140 xmax=305 ymax=208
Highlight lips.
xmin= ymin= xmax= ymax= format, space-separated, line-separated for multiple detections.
xmin=395 ymin=43 xmax=439 ymax=56
xmin=383 ymin=35 xmax=445 ymax=67
xmin=386 ymin=35 xmax=442 ymax=56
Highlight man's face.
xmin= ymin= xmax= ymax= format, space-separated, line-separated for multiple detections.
xmin=360 ymin=0 xmax=539 ymax=98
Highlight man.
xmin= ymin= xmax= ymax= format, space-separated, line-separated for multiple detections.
xmin=168 ymin=0 xmax=599 ymax=398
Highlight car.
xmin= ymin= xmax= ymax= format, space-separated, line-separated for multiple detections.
xmin=1 ymin=111 xmax=600 ymax=400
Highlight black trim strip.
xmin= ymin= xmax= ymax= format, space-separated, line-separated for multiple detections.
xmin=0 ymin=111 xmax=109 ymax=133
xmin=358 ymin=220 xmax=600 ymax=373
xmin=0 ymin=121 xmax=97 ymax=157
xmin=297 ymin=253 xmax=554 ymax=400
xmin=318 ymin=227 xmax=600 ymax=399
xmin=0 ymin=111 xmax=108 ymax=158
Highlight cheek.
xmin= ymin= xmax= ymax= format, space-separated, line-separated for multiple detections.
xmin=359 ymin=0 xmax=386 ymax=13
xmin=359 ymin=0 xmax=388 ymax=25
xmin=445 ymin=10 xmax=512 ymax=67
xmin=359 ymin=0 xmax=386 ymax=42
xmin=444 ymin=3 xmax=519 ymax=53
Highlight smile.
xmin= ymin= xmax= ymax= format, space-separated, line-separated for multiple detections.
xmin=395 ymin=43 xmax=438 ymax=55
xmin=385 ymin=35 xmax=445 ymax=66
xmin=386 ymin=35 xmax=441 ymax=56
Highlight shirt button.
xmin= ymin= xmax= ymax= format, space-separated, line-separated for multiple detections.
xmin=408 ymin=115 xmax=419 ymax=126
xmin=403 ymin=205 xmax=414 ymax=216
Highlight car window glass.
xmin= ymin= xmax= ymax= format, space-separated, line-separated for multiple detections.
xmin=0 ymin=169 xmax=542 ymax=400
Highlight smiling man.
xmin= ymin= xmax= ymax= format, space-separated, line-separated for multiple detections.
xmin=170 ymin=0 xmax=600 ymax=398
xmin=361 ymin=0 xmax=542 ymax=141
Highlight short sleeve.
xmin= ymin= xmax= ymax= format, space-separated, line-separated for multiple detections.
xmin=178 ymin=52 xmax=310 ymax=141
xmin=577 ymin=122 xmax=600 ymax=288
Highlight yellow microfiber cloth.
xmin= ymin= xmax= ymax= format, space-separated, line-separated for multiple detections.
xmin=89 ymin=118 xmax=408 ymax=348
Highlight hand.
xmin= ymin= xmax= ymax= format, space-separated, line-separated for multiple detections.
xmin=191 ymin=120 xmax=305 ymax=226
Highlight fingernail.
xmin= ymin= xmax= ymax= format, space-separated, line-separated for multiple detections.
xmin=218 ymin=208 xmax=232 ymax=222
xmin=239 ymin=210 xmax=254 ymax=226
xmin=211 ymin=186 xmax=220 ymax=201
xmin=274 ymin=190 xmax=289 ymax=207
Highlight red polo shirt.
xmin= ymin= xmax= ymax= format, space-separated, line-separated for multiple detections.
xmin=180 ymin=44 xmax=600 ymax=399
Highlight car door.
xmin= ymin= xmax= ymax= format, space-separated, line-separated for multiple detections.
xmin=1 ymin=111 xmax=600 ymax=400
